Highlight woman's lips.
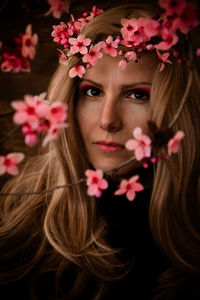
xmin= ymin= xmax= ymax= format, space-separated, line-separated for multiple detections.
xmin=94 ymin=141 xmax=125 ymax=152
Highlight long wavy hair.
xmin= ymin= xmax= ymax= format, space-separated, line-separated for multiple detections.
xmin=0 ymin=3 xmax=200 ymax=299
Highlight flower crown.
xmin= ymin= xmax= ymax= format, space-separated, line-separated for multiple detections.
xmin=52 ymin=1 xmax=200 ymax=77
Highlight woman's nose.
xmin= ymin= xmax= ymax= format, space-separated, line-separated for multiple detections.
xmin=98 ymin=96 xmax=122 ymax=132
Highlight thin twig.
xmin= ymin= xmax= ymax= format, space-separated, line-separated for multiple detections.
xmin=0 ymin=125 xmax=21 ymax=144
xmin=0 ymin=112 xmax=14 ymax=119
xmin=0 ymin=178 xmax=86 ymax=197
xmin=0 ymin=157 xmax=136 ymax=197
xmin=103 ymin=156 xmax=136 ymax=174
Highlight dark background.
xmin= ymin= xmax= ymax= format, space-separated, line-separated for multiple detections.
xmin=0 ymin=0 xmax=199 ymax=188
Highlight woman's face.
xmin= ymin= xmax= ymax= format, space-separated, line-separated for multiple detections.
xmin=76 ymin=52 xmax=157 ymax=173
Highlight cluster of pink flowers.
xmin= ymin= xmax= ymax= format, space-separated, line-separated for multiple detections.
xmin=84 ymin=126 xmax=184 ymax=200
xmin=0 ymin=25 xmax=38 ymax=73
xmin=0 ymin=153 xmax=25 ymax=176
xmin=51 ymin=6 xmax=104 ymax=76
xmin=45 ymin=0 xmax=70 ymax=19
xmin=125 ymin=127 xmax=184 ymax=163
xmin=85 ymin=169 xmax=144 ymax=201
xmin=11 ymin=93 xmax=68 ymax=147
xmin=52 ymin=0 xmax=199 ymax=77
xmin=51 ymin=6 xmax=102 ymax=48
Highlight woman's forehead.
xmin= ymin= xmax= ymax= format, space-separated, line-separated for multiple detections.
xmin=82 ymin=52 xmax=158 ymax=86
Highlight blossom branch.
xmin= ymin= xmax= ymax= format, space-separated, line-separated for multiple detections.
xmin=103 ymin=156 xmax=136 ymax=174
xmin=0 ymin=178 xmax=86 ymax=197
xmin=0 ymin=112 xmax=14 ymax=119
xmin=0 ymin=157 xmax=137 ymax=197
xmin=0 ymin=125 xmax=21 ymax=144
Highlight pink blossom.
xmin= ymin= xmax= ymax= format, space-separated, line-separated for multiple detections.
xmin=58 ymin=49 xmax=68 ymax=65
xmin=61 ymin=6 xmax=103 ymax=37
xmin=73 ymin=17 xmax=87 ymax=32
xmin=42 ymin=123 xmax=68 ymax=146
xmin=69 ymin=34 xmax=91 ymax=55
xmin=146 ymin=44 xmax=154 ymax=51
xmin=140 ymin=18 xmax=160 ymax=39
xmin=101 ymin=36 xmax=119 ymax=57
xmin=156 ymin=50 xmax=172 ymax=71
xmin=197 ymin=48 xmax=200 ymax=56
xmin=121 ymin=18 xmax=139 ymax=40
xmin=119 ymin=59 xmax=127 ymax=70
xmin=172 ymin=2 xmax=199 ymax=34
xmin=156 ymin=23 xmax=178 ymax=50
xmin=159 ymin=0 xmax=186 ymax=16
xmin=11 ymin=93 xmax=48 ymax=127
xmin=120 ymin=39 xmax=135 ymax=48
xmin=155 ymin=36 xmax=178 ymax=50
xmin=11 ymin=95 xmax=41 ymax=128
xmin=69 ymin=65 xmax=85 ymax=78
xmin=1 ymin=53 xmax=30 ymax=73
xmin=21 ymin=24 xmax=38 ymax=59
xmin=126 ymin=127 xmax=152 ymax=161
xmin=85 ymin=169 xmax=108 ymax=198
xmin=52 ymin=22 xmax=73 ymax=48
xmin=167 ymin=131 xmax=184 ymax=155
xmin=130 ymin=29 xmax=148 ymax=47
xmin=0 ymin=153 xmax=25 ymax=176
xmin=82 ymin=43 xmax=103 ymax=66
xmin=11 ymin=93 xmax=68 ymax=147
xmin=45 ymin=0 xmax=70 ymax=19
xmin=46 ymin=102 xmax=68 ymax=124
xmin=91 ymin=6 xmax=103 ymax=16
xmin=121 ymin=18 xmax=149 ymax=48
xmin=114 ymin=175 xmax=144 ymax=201
xmin=125 ymin=51 xmax=137 ymax=61
xmin=22 ymin=124 xmax=38 ymax=147
xmin=1 ymin=54 xmax=21 ymax=73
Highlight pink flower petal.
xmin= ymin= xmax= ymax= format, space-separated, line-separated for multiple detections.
xmin=126 ymin=190 xmax=136 ymax=201
xmin=125 ymin=139 xmax=139 ymax=150
xmin=0 ymin=165 xmax=6 ymax=175
xmin=118 ymin=60 xmax=127 ymax=70
xmin=7 ymin=165 xmax=19 ymax=175
xmin=7 ymin=152 xmax=25 ymax=163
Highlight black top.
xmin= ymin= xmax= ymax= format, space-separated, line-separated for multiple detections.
xmin=97 ymin=181 xmax=169 ymax=300
xmin=0 ymin=175 xmax=200 ymax=299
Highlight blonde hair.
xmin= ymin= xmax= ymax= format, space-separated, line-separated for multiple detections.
xmin=0 ymin=3 xmax=200 ymax=299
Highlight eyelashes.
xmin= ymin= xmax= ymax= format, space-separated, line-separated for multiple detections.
xmin=79 ymin=84 xmax=151 ymax=101
xmin=80 ymin=85 xmax=102 ymax=97
xmin=128 ymin=88 xmax=150 ymax=101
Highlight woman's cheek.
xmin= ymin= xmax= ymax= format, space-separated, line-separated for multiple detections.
xmin=77 ymin=100 xmax=101 ymax=121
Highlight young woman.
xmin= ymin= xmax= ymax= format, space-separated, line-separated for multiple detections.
xmin=0 ymin=2 xmax=200 ymax=299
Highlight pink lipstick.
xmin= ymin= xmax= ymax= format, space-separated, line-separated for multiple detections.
xmin=95 ymin=141 xmax=124 ymax=152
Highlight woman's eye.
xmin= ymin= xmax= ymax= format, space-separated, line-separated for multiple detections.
xmin=128 ymin=89 xmax=150 ymax=101
xmin=84 ymin=87 xmax=102 ymax=97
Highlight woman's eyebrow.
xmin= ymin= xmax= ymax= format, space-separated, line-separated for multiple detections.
xmin=79 ymin=79 xmax=103 ymax=88
xmin=120 ymin=82 xmax=152 ymax=89
xmin=80 ymin=79 xmax=152 ymax=89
